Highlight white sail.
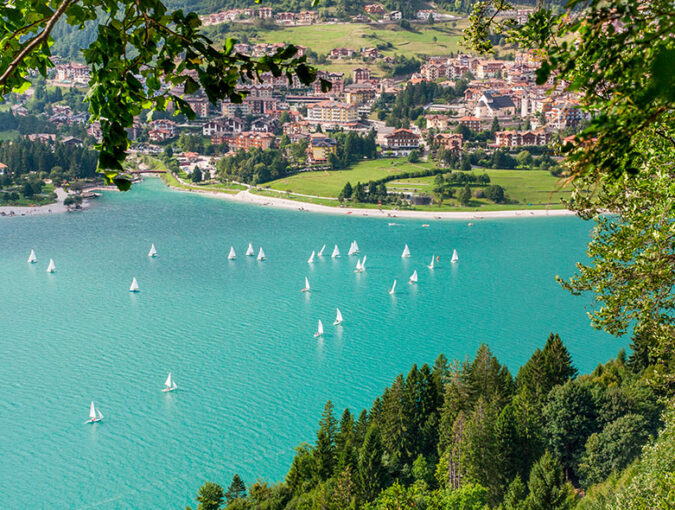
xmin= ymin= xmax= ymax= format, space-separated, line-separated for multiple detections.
xmin=348 ymin=241 xmax=357 ymax=256
xmin=428 ymin=255 xmax=435 ymax=269
xmin=228 ymin=246 xmax=236 ymax=260
xmin=314 ymin=319 xmax=324 ymax=337
xmin=246 ymin=243 xmax=255 ymax=256
xmin=331 ymin=245 xmax=340 ymax=258
xmin=361 ymin=255 xmax=367 ymax=270
xmin=401 ymin=244 xmax=411 ymax=258
xmin=89 ymin=401 xmax=97 ymax=420
xmin=354 ymin=259 xmax=362 ymax=272
xmin=165 ymin=372 xmax=173 ymax=388
xmin=303 ymin=277 xmax=310 ymax=292
xmin=96 ymin=409 xmax=103 ymax=420
xmin=410 ymin=270 xmax=418 ymax=283
xmin=28 ymin=249 xmax=37 ymax=264
xmin=46 ymin=259 xmax=56 ymax=273
xmin=129 ymin=277 xmax=139 ymax=292
xmin=308 ymin=250 xmax=315 ymax=263
xmin=257 ymin=247 xmax=265 ymax=260
xmin=389 ymin=279 xmax=397 ymax=295
xmin=353 ymin=241 xmax=360 ymax=253
xmin=451 ymin=249 xmax=459 ymax=263
xmin=318 ymin=244 xmax=326 ymax=256
xmin=148 ymin=244 xmax=157 ymax=257
xmin=334 ymin=308 xmax=343 ymax=325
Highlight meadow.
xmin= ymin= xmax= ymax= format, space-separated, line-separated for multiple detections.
xmin=264 ymin=159 xmax=569 ymax=210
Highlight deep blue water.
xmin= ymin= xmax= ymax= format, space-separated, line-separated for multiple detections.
xmin=0 ymin=178 xmax=621 ymax=508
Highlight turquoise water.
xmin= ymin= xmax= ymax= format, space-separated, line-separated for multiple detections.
xmin=0 ymin=179 xmax=621 ymax=508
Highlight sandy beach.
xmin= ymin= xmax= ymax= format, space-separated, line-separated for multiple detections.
xmin=0 ymin=188 xmax=90 ymax=218
xmin=167 ymin=182 xmax=576 ymax=220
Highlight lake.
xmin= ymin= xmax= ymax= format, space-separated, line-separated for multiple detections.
xmin=0 ymin=178 xmax=620 ymax=508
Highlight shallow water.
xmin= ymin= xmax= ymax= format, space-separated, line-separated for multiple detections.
xmin=0 ymin=178 xmax=620 ymax=508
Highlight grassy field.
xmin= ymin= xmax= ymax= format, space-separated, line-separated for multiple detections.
xmin=265 ymin=159 xmax=569 ymax=210
xmin=389 ymin=169 xmax=569 ymax=208
xmin=0 ymin=129 xmax=20 ymax=141
xmin=244 ymin=22 xmax=466 ymax=58
xmin=266 ymin=159 xmax=435 ymax=197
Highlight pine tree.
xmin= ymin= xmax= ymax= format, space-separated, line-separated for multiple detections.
xmin=459 ymin=184 xmax=472 ymax=206
xmin=541 ymin=333 xmax=577 ymax=385
xmin=525 ymin=452 xmax=573 ymax=510
xmin=315 ymin=400 xmax=337 ymax=480
xmin=224 ymin=474 xmax=246 ymax=503
xmin=357 ymin=424 xmax=386 ymax=501
xmin=494 ymin=403 xmax=527 ymax=497
xmin=502 ymin=475 xmax=527 ymax=510
xmin=189 ymin=481 xmax=224 ymax=510
xmin=466 ymin=344 xmax=514 ymax=409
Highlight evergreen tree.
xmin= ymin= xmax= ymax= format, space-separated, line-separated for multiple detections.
xmin=525 ymin=452 xmax=573 ymax=510
xmin=357 ymin=424 xmax=386 ymax=501
xmin=224 ymin=474 xmax=246 ymax=503
xmin=315 ymin=400 xmax=337 ymax=480
xmin=466 ymin=344 xmax=514 ymax=409
xmin=458 ymin=184 xmax=472 ymax=206
xmin=341 ymin=181 xmax=353 ymax=199
xmin=188 ymin=481 xmax=224 ymax=510
xmin=494 ymin=403 xmax=527 ymax=495
xmin=379 ymin=374 xmax=412 ymax=468
xmin=543 ymin=380 xmax=599 ymax=481
xmin=502 ymin=475 xmax=527 ymax=510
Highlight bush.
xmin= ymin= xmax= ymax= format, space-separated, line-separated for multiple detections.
xmin=484 ymin=184 xmax=506 ymax=203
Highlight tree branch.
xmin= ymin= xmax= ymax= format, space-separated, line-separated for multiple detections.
xmin=0 ymin=0 xmax=75 ymax=88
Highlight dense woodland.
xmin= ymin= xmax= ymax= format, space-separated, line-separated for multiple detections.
xmin=186 ymin=334 xmax=669 ymax=509
xmin=0 ymin=139 xmax=98 ymax=180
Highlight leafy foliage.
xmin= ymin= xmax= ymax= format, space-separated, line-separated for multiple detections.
xmin=0 ymin=0 xmax=323 ymax=189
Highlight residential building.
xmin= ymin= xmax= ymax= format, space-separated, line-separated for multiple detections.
xmin=345 ymin=83 xmax=377 ymax=106
xmin=381 ymin=129 xmax=421 ymax=150
xmin=353 ymin=68 xmax=371 ymax=83
xmin=258 ymin=7 xmax=273 ymax=18
xmin=232 ymin=132 xmax=275 ymax=150
xmin=458 ymin=116 xmax=482 ymax=131
xmin=306 ymin=100 xmax=358 ymax=125
xmin=425 ymin=114 xmax=450 ymax=130
xmin=435 ymin=133 xmax=463 ymax=152
xmin=388 ymin=11 xmax=402 ymax=21
xmin=251 ymin=116 xmax=280 ymax=133
xmin=493 ymin=130 xmax=550 ymax=147
xmin=330 ymin=47 xmax=356 ymax=59
xmin=364 ymin=4 xmax=385 ymax=15
xmin=307 ymin=134 xmax=338 ymax=163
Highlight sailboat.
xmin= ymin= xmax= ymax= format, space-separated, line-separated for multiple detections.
xmin=389 ymin=280 xmax=397 ymax=295
xmin=333 ymin=308 xmax=343 ymax=326
xmin=302 ymin=277 xmax=311 ymax=293
xmin=129 ymin=277 xmax=139 ymax=292
xmin=401 ymin=244 xmax=411 ymax=258
xmin=354 ymin=259 xmax=363 ymax=273
xmin=46 ymin=259 xmax=56 ymax=273
xmin=451 ymin=249 xmax=459 ymax=263
xmin=308 ymin=250 xmax=315 ymax=263
xmin=85 ymin=401 xmax=103 ymax=423
xmin=257 ymin=247 xmax=265 ymax=261
xmin=314 ymin=319 xmax=324 ymax=338
xmin=162 ymin=372 xmax=177 ymax=392
xmin=348 ymin=241 xmax=358 ymax=256
xmin=409 ymin=270 xmax=418 ymax=284
xmin=148 ymin=244 xmax=157 ymax=257
xmin=228 ymin=246 xmax=236 ymax=260
xmin=246 ymin=243 xmax=255 ymax=256
xmin=27 ymin=249 xmax=37 ymax=264
xmin=361 ymin=255 xmax=367 ymax=270
xmin=331 ymin=245 xmax=340 ymax=258
xmin=427 ymin=255 xmax=435 ymax=269
xmin=318 ymin=244 xmax=326 ymax=256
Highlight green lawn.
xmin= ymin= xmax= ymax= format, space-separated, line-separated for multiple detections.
xmin=265 ymin=160 xmax=570 ymax=211
xmin=389 ymin=169 xmax=570 ymax=208
xmin=153 ymin=158 xmax=243 ymax=194
xmin=266 ymin=159 xmax=435 ymax=197
xmin=239 ymin=22 xmax=466 ymax=58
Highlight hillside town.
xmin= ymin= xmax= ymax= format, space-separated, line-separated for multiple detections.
xmin=0 ymin=6 xmax=586 ymax=208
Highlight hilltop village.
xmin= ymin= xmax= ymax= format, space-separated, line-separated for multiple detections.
xmin=0 ymin=5 xmax=586 ymax=210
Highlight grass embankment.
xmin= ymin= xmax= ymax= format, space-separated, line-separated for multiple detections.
xmin=1 ymin=183 xmax=57 ymax=206
xmin=266 ymin=159 xmax=435 ymax=196
xmin=264 ymin=159 xmax=569 ymax=211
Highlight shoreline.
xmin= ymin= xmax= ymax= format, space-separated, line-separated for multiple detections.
xmin=0 ymin=188 xmax=91 ymax=217
xmin=164 ymin=179 xmax=576 ymax=220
